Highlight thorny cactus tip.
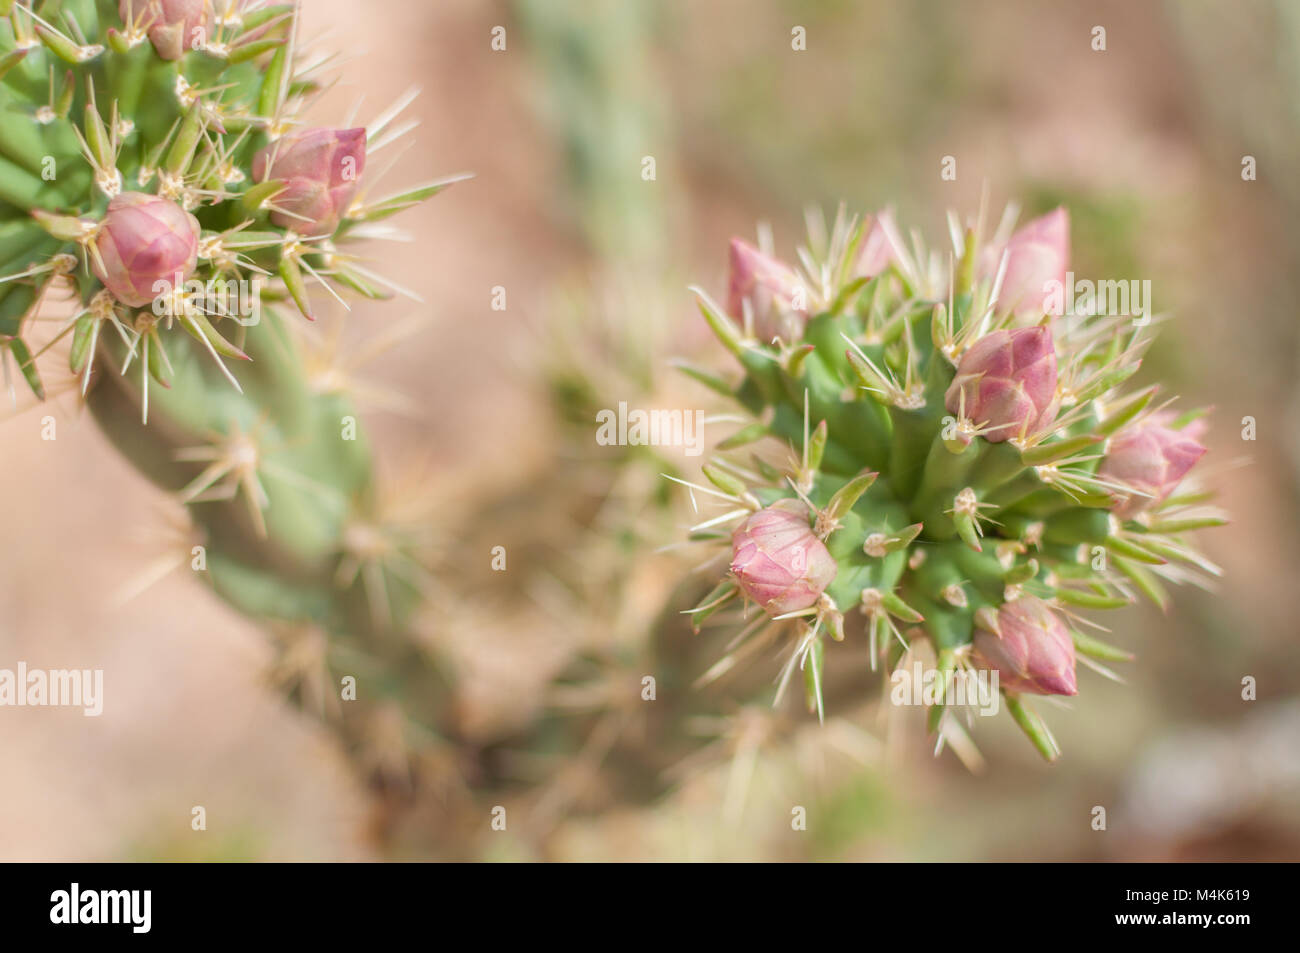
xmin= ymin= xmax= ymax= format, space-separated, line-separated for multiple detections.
xmin=679 ymin=203 xmax=1221 ymax=763
xmin=0 ymin=0 xmax=469 ymax=787
xmin=2 ymin=0 xmax=468 ymax=412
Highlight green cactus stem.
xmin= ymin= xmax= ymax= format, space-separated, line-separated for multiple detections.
xmin=1 ymin=0 xmax=467 ymax=801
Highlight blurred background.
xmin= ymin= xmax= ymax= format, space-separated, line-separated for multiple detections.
xmin=1 ymin=0 xmax=1298 ymax=861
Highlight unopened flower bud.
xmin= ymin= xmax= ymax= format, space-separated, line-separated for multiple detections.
xmin=944 ymin=326 xmax=1058 ymax=442
xmin=91 ymin=192 xmax=200 ymax=308
xmin=730 ymin=499 xmax=837 ymax=616
xmin=1098 ymin=415 xmax=1207 ymax=519
xmin=971 ymin=595 xmax=1077 ymax=696
xmin=121 ymin=0 xmax=206 ymax=60
xmin=856 ymin=209 xmax=898 ymax=279
xmin=982 ymin=207 xmax=1069 ymax=317
xmin=726 ymin=238 xmax=807 ymax=342
xmin=252 ymin=127 xmax=367 ymax=236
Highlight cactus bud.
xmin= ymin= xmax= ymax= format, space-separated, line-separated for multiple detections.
xmin=121 ymin=0 xmax=206 ymax=61
xmin=726 ymin=238 xmax=807 ymax=342
xmin=1098 ymin=415 xmax=1207 ymax=519
xmin=983 ymin=207 xmax=1069 ymax=317
xmin=971 ymin=595 xmax=1077 ymax=696
xmin=944 ymin=326 xmax=1058 ymax=442
xmin=91 ymin=191 xmax=200 ymax=308
xmin=730 ymin=500 xmax=837 ymax=616
xmin=856 ymin=209 xmax=897 ymax=279
xmin=252 ymin=127 xmax=368 ymax=236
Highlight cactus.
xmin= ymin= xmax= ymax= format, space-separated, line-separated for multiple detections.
xmin=676 ymin=203 xmax=1223 ymax=761
xmin=0 ymin=0 xmax=468 ymax=805
xmin=0 ymin=3 xmax=1232 ymax=855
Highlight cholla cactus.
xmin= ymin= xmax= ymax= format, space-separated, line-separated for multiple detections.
xmin=679 ymin=203 xmax=1223 ymax=761
xmin=0 ymin=1 xmax=465 ymax=796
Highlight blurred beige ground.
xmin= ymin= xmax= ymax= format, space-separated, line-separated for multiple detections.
xmin=2 ymin=0 xmax=1298 ymax=861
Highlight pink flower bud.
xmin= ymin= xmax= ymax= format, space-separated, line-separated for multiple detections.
xmin=730 ymin=500 xmax=837 ymax=616
xmin=856 ymin=209 xmax=898 ymax=279
xmin=91 ymin=192 xmax=200 ymax=308
xmin=726 ymin=238 xmax=807 ymax=342
xmin=120 ymin=0 xmax=206 ymax=60
xmin=1098 ymin=415 xmax=1207 ymax=519
xmin=252 ymin=127 xmax=367 ymax=236
xmin=944 ymin=326 xmax=1058 ymax=442
xmin=972 ymin=596 xmax=1077 ymax=696
xmin=982 ymin=207 xmax=1070 ymax=317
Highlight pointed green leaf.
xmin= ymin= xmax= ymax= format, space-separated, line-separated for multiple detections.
xmin=823 ymin=469 xmax=878 ymax=524
xmin=259 ymin=42 xmax=289 ymax=118
xmin=1105 ymin=535 xmax=1166 ymax=565
xmin=1111 ymin=554 xmax=1169 ymax=612
xmin=227 ymin=38 xmax=283 ymax=66
xmin=881 ymin=591 xmax=924 ymax=624
xmin=927 ymin=649 xmax=956 ymax=733
xmin=805 ymin=419 xmax=828 ymax=471
xmin=953 ymin=510 xmax=982 ymax=552
xmin=1143 ymin=516 xmax=1228 ymax=534
xmin=239 ymin=4 xmax=296 ymax=32
xmin=785 ymin=342 xmax=816 ymax=378
xmin=1071 ymin=629 xmax=1135 ymax=663
xmin=1169 ymin=406 xmax=1211 ymax=430
xmin=69 ymin=315 xmax=95 ymax=373
xmin=671 ymin=359 xmax=733 ymax=399
xmin=105 ymin=28 xmax=131 ymax=55
xmin=826 ymin=275 xmax=869 ymax=316
xmin=1053 ymin=587 xmax=1132 ymax=610
xmin=0 ymin=48 xmax=28 ymax=83
xmin=35 ymin=24 xmax=86 ymax=65
xmin=184 ymin=312 xmax=250 ymax=360
xmin=146 ymin=329 xmax=173 ymax=388
xmin=277 ymin=254 xmax=313 ymax=320
xmin=803 ymin=636 xmax=825 ymax=721
xmin=1021 ymin=434 xmax=1103 ymax=467
xmin=1003 ymin=558 xmax=1039 ymax=585
xmin=165 ymin=102 xmax=205 ymax=176
xmin=684 ymin=580 xmax=737 ymax=631
xmin=84 ymin=100 xmax=113 ymax=170
xmin=331 ymin=266 xmax=392 ymax=301
xmin=349 ymin=177 xmax=470 ymax=223
xmin=1005 ymin=694 xmax=1060 ymax=762
xmin=693 ymin=289 xmax=745 ymax=359
xmin=716 ymin=422 xmax=768 ymax=451
xmin=702 ymin=464 xmax=747 ymax=498
xmin=241 ymin=178 xmax=285 ymax=213
xmin=1096 ymin=386 xmax=1156 ymax=437
xmin=8 ymin=337 xmax=43 ymax=399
